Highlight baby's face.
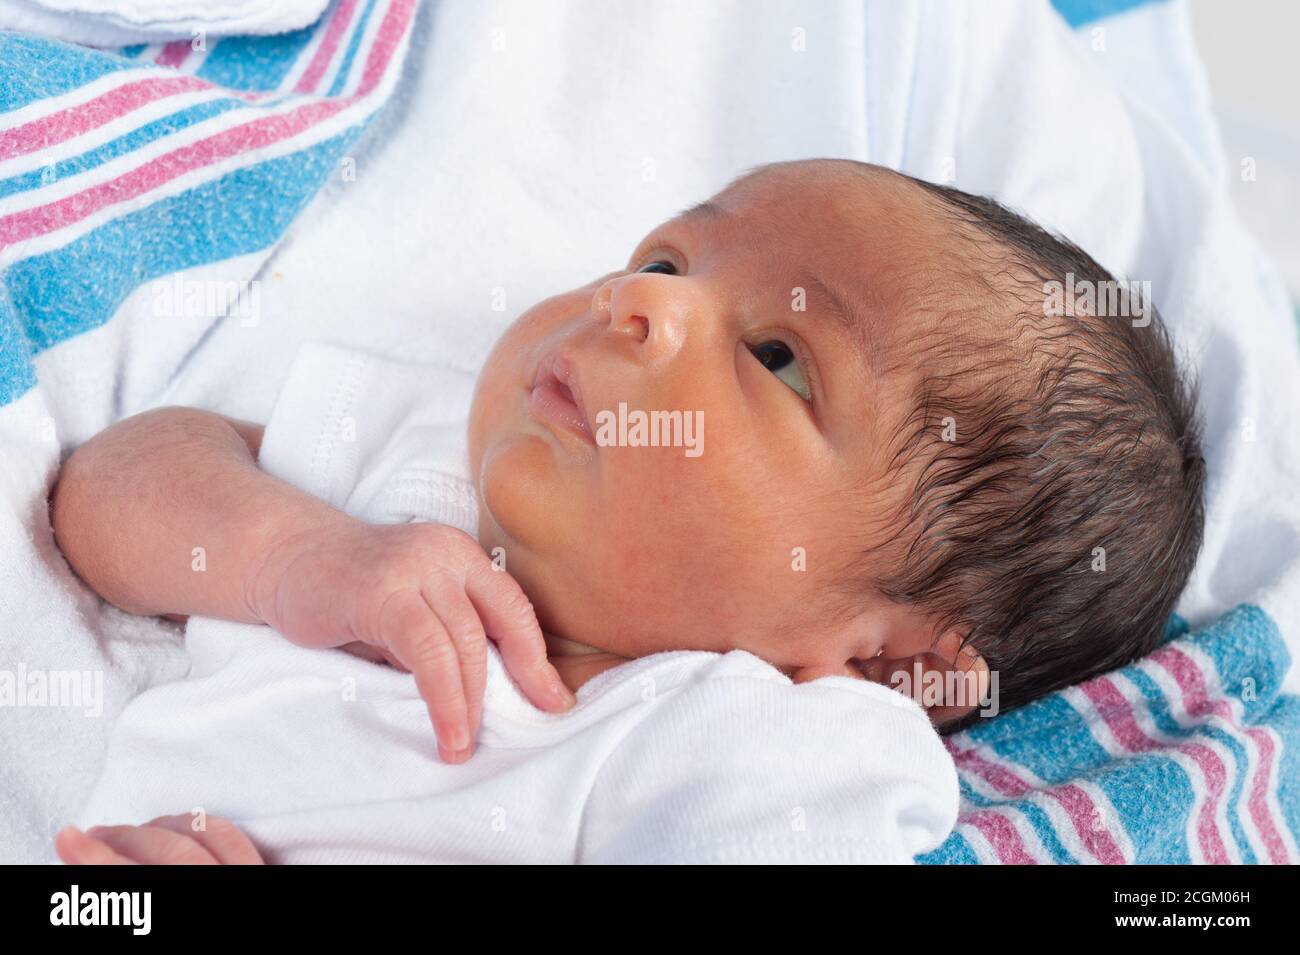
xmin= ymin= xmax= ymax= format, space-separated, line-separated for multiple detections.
xmin=469 ymin=161 xmax=952 ymax=676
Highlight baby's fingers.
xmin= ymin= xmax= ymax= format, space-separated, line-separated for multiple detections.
xmin=62 ymin=824 xmax=218 ymax=864
xmin=56 ymin=826 xmax=138 ymax=865
xmin=426 ymin=583 xmax=490 ymax=749
xmin=465 ymin=561 xmax=574 ymax=713
xmin=379 ymin=589 xmax=471 ymax=763
xmin=145 ymin=814 xmax=264 ymax=864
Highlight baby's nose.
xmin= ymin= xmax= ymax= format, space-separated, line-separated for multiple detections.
xmin=610 ymin=308 xmax=650 ymax=343
xmin=593 ymin=273 xmax=688 ymax=362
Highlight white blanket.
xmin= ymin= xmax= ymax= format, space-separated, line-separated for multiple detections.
xmin=0 ymin=0 xmax=328 ymax=45
xmin=3 ymin=0 xmax=1298 ymax=863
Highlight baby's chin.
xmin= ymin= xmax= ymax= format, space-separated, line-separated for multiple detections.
xmin=478 ymin=429 xmax=564 ymax=539
xmin=474 ymin=433 xmax=597 ymax=623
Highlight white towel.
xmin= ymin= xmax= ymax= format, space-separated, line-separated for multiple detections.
xmin=0 ymin=0 xmax=328 ymax=46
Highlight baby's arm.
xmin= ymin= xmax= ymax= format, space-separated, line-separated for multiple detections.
xmin=53 ymin=407 xmax=325 ymax=624
xmin=51 ymin=407 xmax=574 ymax=760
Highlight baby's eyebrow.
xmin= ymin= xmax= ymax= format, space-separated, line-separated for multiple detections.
xmin=794 ymin=269 xmax=880 ymax=374
xmin=796 ymin=270 xmax=857 ymax=335
xmin=676 ymin=199 xmax=732 ymax=223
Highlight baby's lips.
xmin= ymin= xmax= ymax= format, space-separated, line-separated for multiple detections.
xmin=531 ymin=347 xmax=595 ymax=441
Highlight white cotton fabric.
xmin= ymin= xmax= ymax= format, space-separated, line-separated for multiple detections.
xmin=0 ymin=0 xmax=328 ymax=45
xmin=78 ymin=342 xmax=959 ymax=864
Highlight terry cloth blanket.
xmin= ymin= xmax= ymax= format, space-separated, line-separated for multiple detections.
xmin=0 ymin=0 xmax=417 ymax=863
xmin=920 ymin=607 xmax=1299 ymax=864
xmin=2 ymin=0 xmax=1298 ymax=865
xmin=914 ymin=0 xmax=1300 ymax=865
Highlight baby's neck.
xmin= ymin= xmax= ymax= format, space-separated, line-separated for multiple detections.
xmin=543 ymin=633 xmax=629 ymax=694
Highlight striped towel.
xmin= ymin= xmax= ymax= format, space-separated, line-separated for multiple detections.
xmin=0 ymin=0 xmax=419 ymax=405
xmin=920 ymin=604 xmax=1300 ymax=864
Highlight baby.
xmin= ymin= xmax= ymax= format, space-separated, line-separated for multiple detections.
xmin=52 ymin=159 xmax=1204 ymax=864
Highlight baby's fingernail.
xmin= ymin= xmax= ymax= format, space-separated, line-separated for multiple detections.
xmin=555 ymin=683 xmax=576 ymax=708
xmin=86 ymin=826 xmax=105 ymax=837
xmin=439 ymin=743 xmax=469 ymax=764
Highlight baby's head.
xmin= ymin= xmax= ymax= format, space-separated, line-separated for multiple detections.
xmin=469 ymin=159 xmax=1204 ymax=728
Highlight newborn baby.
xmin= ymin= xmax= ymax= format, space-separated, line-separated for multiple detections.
xmin=52 ymin=159 xmax=1203 ymax=864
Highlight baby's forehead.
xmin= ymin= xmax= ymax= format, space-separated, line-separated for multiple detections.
xmin=692 ymin=162 xmax=969 ymax=294
xmin=710 ymin=160 xmax=919 ymax=227
xmin=680 ymin=162 xmax=991 ymax=352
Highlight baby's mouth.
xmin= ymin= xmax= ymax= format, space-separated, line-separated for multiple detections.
xmin=530 ymin=349 xmax=595 ymax=445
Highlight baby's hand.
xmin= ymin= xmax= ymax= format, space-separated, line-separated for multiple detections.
xmin=248 ymin=521 xmax=575 ymax=762
xmin=56 ymin=817 xmax=264 ymax=864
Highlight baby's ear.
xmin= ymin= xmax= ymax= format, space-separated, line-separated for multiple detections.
xmin=858 ymin=625 xmax=992 ymax=727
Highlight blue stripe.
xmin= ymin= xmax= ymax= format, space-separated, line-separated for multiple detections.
xmin=0 ymin=123 xmax=368 ymax=403
xmin=196 ymin=21 xmax=320 ymax=93
xmin=1050 ymin=0 xmax=1168 ymax=29
xmin=1275 ymin=698 xmax=1300 ymax=846
xmin=0 ymin=33 xmax=144 ymax=113
xmin=1189 ymin=605 xmax=1291 ymax=719
xmin=964 ymin=693 xmax=1115 ymax=785
xmin=917 ymin=834 xmax=980 ymax=865
xmin=327 ymin=0 xmax=379 ymax=97
xmin=1095 ymin=752 xmax=1196 ymax=864
xmin=0 ymin=286 xmax=36 ymax=406
xmin=1007 ymin=800 xmax=1078 ymax=863
xmin=957 ymin=778 xmax=987 ymax=807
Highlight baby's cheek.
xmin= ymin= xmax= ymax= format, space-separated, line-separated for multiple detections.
xmin=479 ymin=437 xmax=561 ymax=548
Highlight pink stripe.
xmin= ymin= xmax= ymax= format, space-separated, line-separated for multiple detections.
xmin=963 ymin=811 xmax=1038 ymax=864
xmin=0 ymin=75 xmax=210 ymax=162
xmin=1081 ymin=677 xmax=1231 ymax=864
xmin=1182 ymin=742 xmax=1232 ymax=864
xmin=951 ymin=747 xmax=1033 ymax=798
xmin=0 ymin=99 xmax=349 ymax=250
xmin=354 ymin=0 xmax=418 ymax=97
xmin=1080 ymin=679 xmax=1153 ymax=751
xmin=156 ymin=41 xmax=192 ymax=70
xmin=295 ymin=0 xmax=360 ymax=93
xmin=1154 ymin=647 xmax=1291 ymax=864
xmin=953 ymin=746 xmax=1124 ymax=863
xmin=1045 ymin=783 xmax=1126 ymax=865
xmin=1242 ymin=730 xmax=1290 ymax=863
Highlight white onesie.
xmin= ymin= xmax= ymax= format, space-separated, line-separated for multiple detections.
xmin=78 ymin=343 xmax=959 ymax=863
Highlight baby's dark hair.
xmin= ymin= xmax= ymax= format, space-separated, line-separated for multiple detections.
xmin=864 ymin=171 xmax=1205 ymax=732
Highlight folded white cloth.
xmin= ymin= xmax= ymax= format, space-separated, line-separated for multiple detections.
xmin=79 ymin=343 xmax=960 ymax=864
xmin=0 ymin=0 xmax=328 ymax=45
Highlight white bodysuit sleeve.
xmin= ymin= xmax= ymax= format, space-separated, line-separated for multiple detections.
xmin=578 ymin=672 xmax=959 ymax=864
xmin=254 ymin=342 xmax=479 ymax=533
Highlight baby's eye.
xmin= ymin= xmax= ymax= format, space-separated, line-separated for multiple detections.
xmin=637 ymin=260 xmax=677 ymax=275
xmin=750 ymin=340 xmax=811 ymax=401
